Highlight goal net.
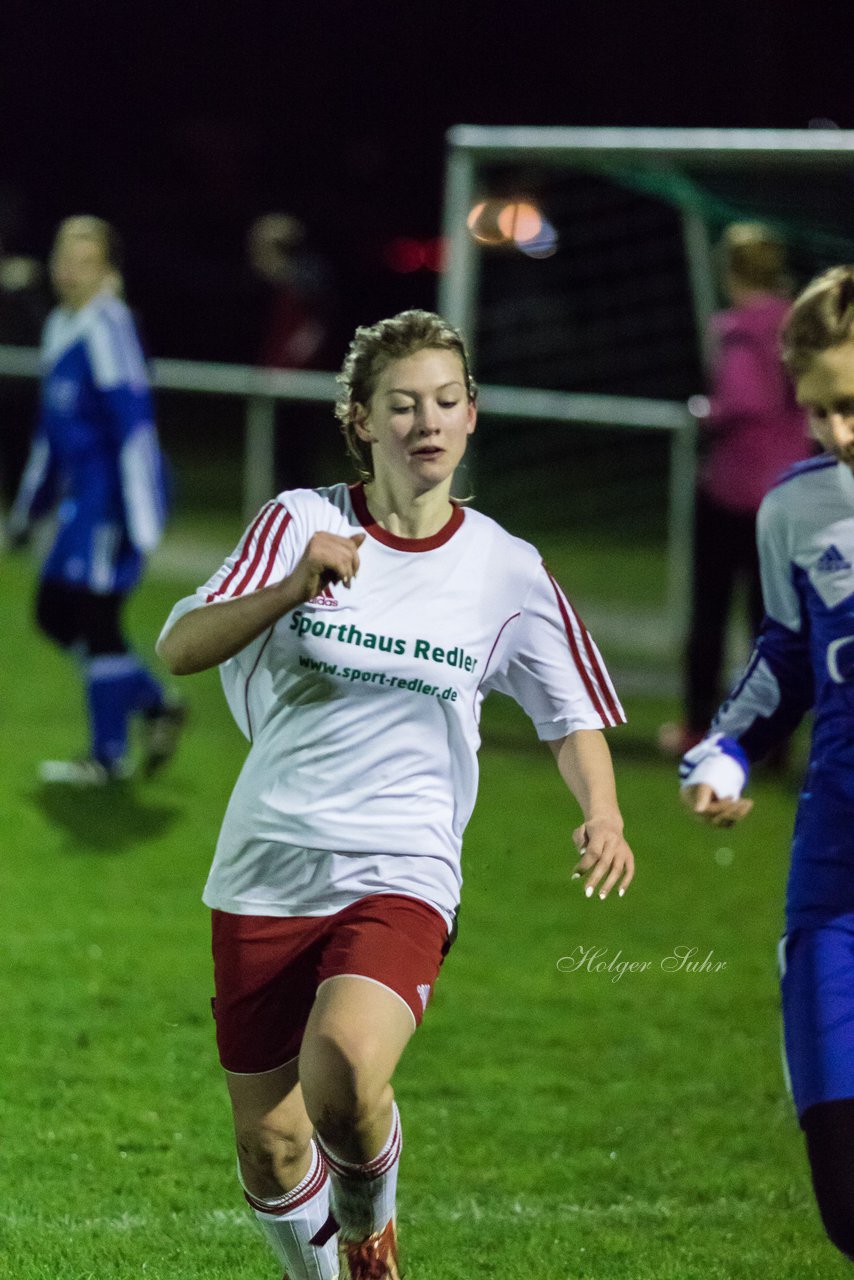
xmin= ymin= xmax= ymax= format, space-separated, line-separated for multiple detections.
xmin=438 ymin=127 xmax=854 ymax=681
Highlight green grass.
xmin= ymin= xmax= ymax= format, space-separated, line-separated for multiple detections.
xmin=0 ymin=534 xmax=844 ymax=1279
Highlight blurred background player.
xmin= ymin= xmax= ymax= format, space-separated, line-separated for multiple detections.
xmin=8 ymin=215 xmax=184 ymax=785
xmin=659 ymin=222 xmax=811 ymax=757
xmin=247 ymin=212 xmax=337 ymax=489
xmin=679 ymin=265 xmax=854 ymax=1261
xmin=156 ymin=309 xmax=634 ymax=1280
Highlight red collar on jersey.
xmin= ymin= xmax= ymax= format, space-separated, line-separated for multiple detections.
xmin=349 ymin=482 xmax=464 ymax=551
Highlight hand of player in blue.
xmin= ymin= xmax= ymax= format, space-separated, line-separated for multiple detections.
xmin=681 ymin=782 xmax=753 ymax=828
xmin=570 ymin=817 xmax=634 ymax=899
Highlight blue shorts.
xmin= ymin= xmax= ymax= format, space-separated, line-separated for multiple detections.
xmin=780 ymin=914 xmax=854 ymax=1120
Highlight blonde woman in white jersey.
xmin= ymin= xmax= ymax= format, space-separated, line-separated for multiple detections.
xmin=157 ymin=311 xmax=635 ymax=1280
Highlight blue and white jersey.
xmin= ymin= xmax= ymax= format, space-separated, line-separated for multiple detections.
xmin=686 ymin=456 xmax=854 ymax=928
xmin=10 ymin=290 xmax=167 ymax=593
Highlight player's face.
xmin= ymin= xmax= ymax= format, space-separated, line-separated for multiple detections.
xmin=50 ymin=236 xmax=111 ymax=310
xmin=797 ymin=342 xmax=854 ymax=472
xmin=357 ymin=348 xmax=476 ymax=494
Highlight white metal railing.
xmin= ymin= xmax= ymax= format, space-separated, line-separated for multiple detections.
xmin=0 ymin=344 xmax=697 ymax=639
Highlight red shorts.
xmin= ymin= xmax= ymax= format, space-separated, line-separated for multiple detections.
xmin=211 ymin=893 xmax=452 ymax=1074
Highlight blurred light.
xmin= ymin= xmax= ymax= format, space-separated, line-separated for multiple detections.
xmin=518 ymin=218 xmax=559 ymax=259
xmin=383 ymin=237 xmax=425 ymax=273
xmin=497 ymin=201 xmax=543 ymax=244
xmin=383 ymin=236 xmax=448 ymax=273
xmin=422 ymin=237 xmax=447 ymax=273
xmin=467 ymin=198 xmax=557 ymax=258
xmin=808 ymin=117 xmax=840 ymax=129
xmin=466 ymin=199 xmax=510 ymax=245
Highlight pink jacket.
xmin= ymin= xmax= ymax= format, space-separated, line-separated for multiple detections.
xmin=699 ymin=294 xmax=811 ymax=514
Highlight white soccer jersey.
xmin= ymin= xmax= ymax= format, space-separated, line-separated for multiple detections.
xmin=161 ymin=483 xmax=624 ymax=926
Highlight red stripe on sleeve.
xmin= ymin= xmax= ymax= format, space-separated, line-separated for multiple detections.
xmin=544 ymin=568 xmax=611 ymax=725
xmin=233 ymin=504 xmax=287 ymax=596
xmin=574 ymin=605 xmax=623 ymax=725
xmin=255 ymin=510 xmax=292 ymax=590
xmin=207 ymin=502 xmax=277 ymax=602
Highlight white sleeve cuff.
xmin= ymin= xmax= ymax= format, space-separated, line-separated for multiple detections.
xmin=680 ymin=753 xmax=746 ymax=801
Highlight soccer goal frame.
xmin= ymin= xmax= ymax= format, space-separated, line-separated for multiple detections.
xmin=438 ymin=125 xmax=854 ymax=645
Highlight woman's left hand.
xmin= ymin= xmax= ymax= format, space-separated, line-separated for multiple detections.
xmin=570 ymin=817 xmax=634 ymax=900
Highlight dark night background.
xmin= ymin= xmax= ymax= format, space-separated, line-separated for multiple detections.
xmin=1 ymin=0 xmax=852 ymax=366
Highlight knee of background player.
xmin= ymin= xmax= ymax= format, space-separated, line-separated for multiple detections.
xmin=35 ymin=579 xmax=81 ymax=649
xmin=35 ymin=581 xmax=129 ymax=656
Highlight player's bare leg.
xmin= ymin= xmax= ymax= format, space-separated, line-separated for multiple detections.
xmin=300 ymin=976 xmax=415 ymax=1279
xmin=227 ymin=1059 xmax=339 ymax=1280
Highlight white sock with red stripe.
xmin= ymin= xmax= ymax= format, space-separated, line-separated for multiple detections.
xmin=317 ymin=1102 xmax=402 ymax=1242
xmin=240 ymin=1140 xmax=339 ymax=1280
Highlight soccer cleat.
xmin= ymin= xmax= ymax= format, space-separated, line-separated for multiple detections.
xmin=338 ymin=1219 xmax=400 ymax=1280
xmin=38 ymin=757 xmax=131 ymax=786
xmin=141 ymin=698 xmax=187 ymax=776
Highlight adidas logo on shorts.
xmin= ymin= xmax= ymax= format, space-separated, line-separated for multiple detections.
xmin=816 ymin=544 xmax=852 ymax=573
xmin=416 ymin=983 xmax=431 ymax=1011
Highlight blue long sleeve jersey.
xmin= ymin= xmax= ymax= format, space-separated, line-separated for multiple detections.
xmin=11 ymin=290 xmax=167 ymax=593
xmin=711 ymin=455 xmax=854 ymax=926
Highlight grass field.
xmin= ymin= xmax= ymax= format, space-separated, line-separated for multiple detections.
xmin=0 ymin=526 xmax=846 ymax=1280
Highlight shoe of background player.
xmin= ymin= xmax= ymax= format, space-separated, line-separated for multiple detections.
xmin=38 ymin=757 xmax=132 ymax=786
xmin=141 ymin=698 xmax=187 ymax=777
xmin=339 ymin=1219 xmax=400 ymax=1280
xmin=657 ymin=721 xmax=705 ymax=759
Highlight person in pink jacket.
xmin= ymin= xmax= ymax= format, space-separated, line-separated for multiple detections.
xmin=660 ymin=223 xmax=811 ymax=757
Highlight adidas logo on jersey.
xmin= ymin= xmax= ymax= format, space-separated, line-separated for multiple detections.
xmin=307 ymin=583 xmax=339 ymax=608
xmin=815 ymin=544 xmax=852 ymax=573
xmin=416 ymin=983 xmax=431 ymax=1012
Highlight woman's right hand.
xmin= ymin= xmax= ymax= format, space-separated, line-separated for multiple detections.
xmin=288 ymin=532 xmax=365 ymax=604
xmin=158 ymin=531 xmax=367 ymax=676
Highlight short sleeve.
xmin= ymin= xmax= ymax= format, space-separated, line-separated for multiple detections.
xmin=156 ymin=494 xmax=332 ymax=741
xmin=158 ymin=489 xmax=346 ymax=643
xmin=482 ymin=563 xmax=625 ymax=739
xmin=203 ymin=500 xmax=299 ymax=603
xmin=156 ymin=499 xmax=297 ymax=660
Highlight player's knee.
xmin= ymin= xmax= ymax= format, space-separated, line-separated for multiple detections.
xmin=301 ymin=1031 xmax=389 ymax=1139
xmin=235 ymin=1114 xmax=314 ymax=1185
